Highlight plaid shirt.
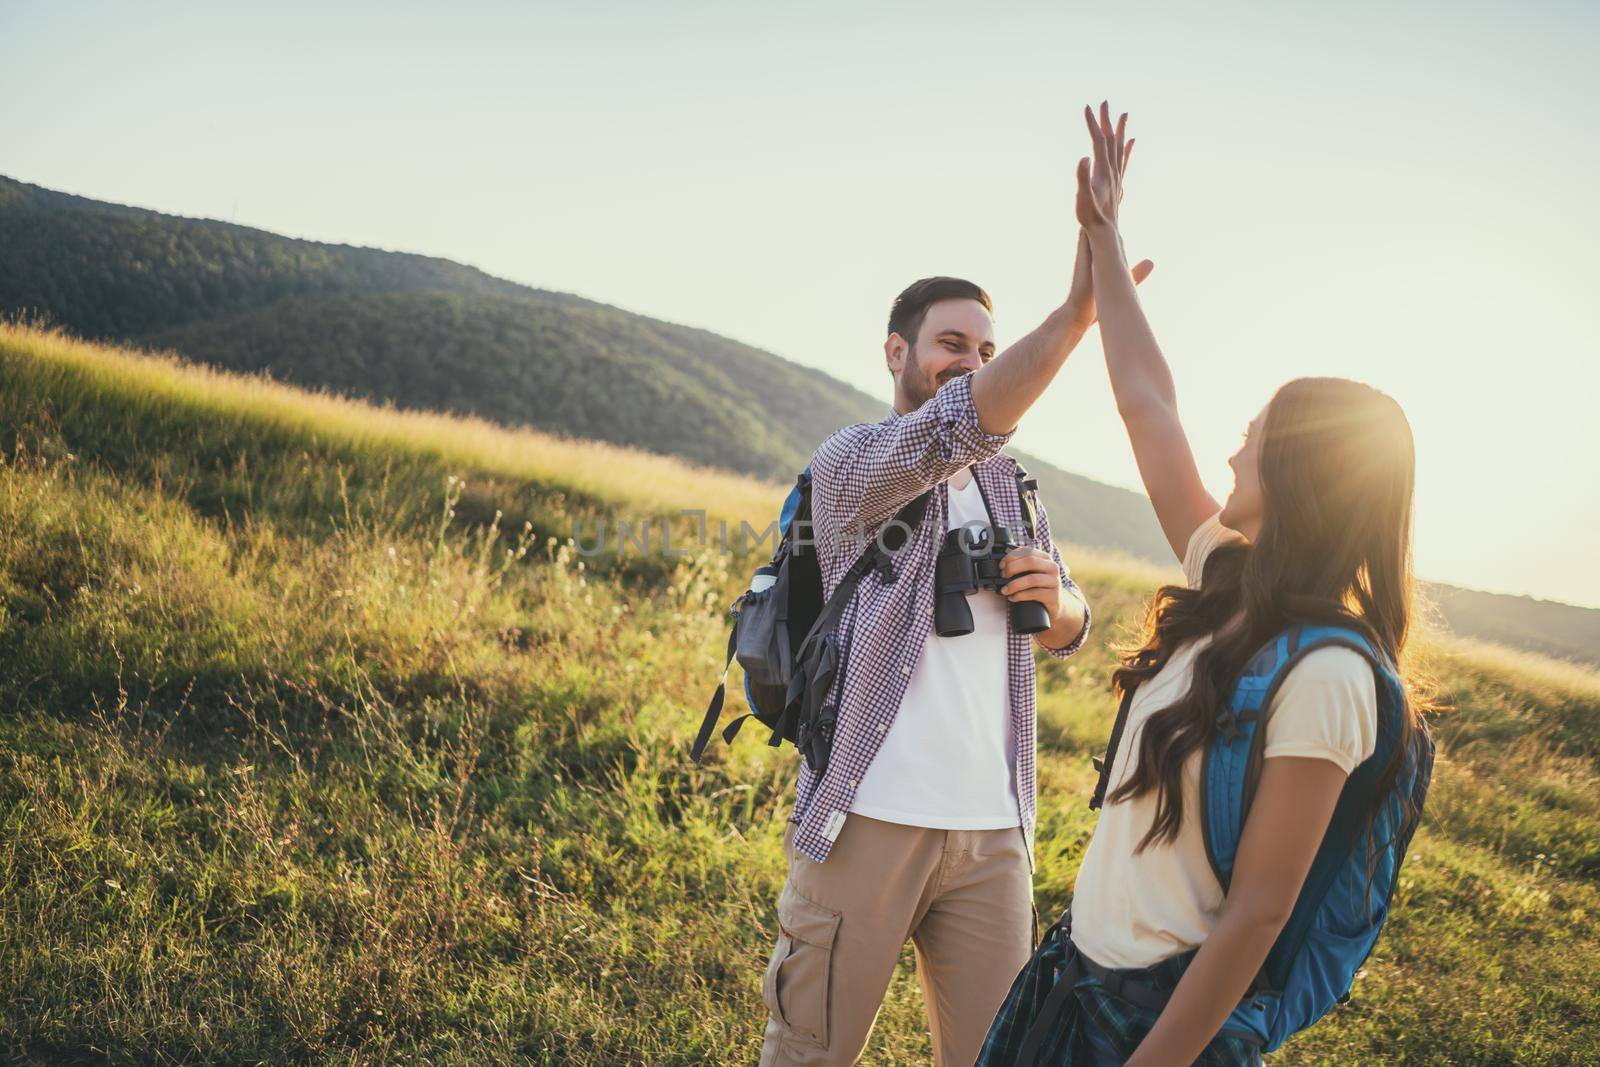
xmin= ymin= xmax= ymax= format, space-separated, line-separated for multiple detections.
xmin=978 ymin=915 xmax=1263 ymax=1065
xmin=790 ymin=372 xmax=1090 ymax=865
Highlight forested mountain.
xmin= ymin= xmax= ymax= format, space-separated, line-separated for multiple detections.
xmin=0 ymin=173 xmax=1173 ymax=558
xmin=1427 ymin=585 xmax=1600 ymax=667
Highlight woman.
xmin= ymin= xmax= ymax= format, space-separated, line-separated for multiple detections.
xmin=979 ymin=104 xmax=1432 ymax=1066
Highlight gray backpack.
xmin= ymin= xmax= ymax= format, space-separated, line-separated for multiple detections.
xmin=690 ymin=464 xmax=930 ymax=774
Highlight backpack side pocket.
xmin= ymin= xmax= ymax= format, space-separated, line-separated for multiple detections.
xmin=735 ymin=564 xmax=789 ymax=688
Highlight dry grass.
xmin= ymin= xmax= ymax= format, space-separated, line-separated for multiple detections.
xmin=0 ymin=324 xmax=1594 ymax=1065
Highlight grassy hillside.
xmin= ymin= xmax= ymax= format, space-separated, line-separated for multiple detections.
xmin=0 ymin=323 xmax=1595 ymax=1064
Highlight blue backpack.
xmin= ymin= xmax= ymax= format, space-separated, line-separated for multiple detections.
xmin=1088 ymin=622 xmax=1434 ymax=1052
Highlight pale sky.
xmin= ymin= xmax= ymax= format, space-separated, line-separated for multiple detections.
xmin=5 ymin=0 xmax=1598 ymax=606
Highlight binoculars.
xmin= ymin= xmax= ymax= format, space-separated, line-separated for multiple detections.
xmin=933 ymin=523 xmax=1052 ymax=637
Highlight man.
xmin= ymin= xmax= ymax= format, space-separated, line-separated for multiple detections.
xmin=758 ymin=238 xmax=1149 ymax=1065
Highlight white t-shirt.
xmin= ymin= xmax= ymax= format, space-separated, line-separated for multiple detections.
xmin=1068 ymin=513 xmax=1379 ymax=969
xmin=848 ymin=467 xmax=1021 ymax=829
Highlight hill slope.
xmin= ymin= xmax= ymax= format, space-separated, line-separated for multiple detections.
xmin=0 ymin=324 xmax=1596 ymax=1063
xmin=1427 ymin=585 xmax=1600 ymax=668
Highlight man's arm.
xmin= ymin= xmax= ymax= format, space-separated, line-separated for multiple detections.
xmin=810 ymin=372 xmax=1016 ymax=555
xmin=969 ymin=228 xmax=1152 ymax=437
xmin=968 ymin=274 xmax=1093 ymax=437
xmin=814 ymin=237 xmax=1154 ymax=547
xmin=812 ymin=124 xmax=1155 ymax=560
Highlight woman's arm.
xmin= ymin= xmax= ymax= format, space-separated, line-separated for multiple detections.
xmin=1123 ymin=756 xmax=1348 ymax=1066
xmin=1075 ymin=102 xmax=1219 ymax=561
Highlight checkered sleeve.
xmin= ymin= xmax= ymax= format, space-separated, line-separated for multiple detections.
xmin=810 ymin=372 xmax=1014 ymax=562
xmin=1033 ymin=492 xmax=1091 ymax=660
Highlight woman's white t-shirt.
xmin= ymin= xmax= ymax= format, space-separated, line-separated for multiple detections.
xmin=848 ymin=467 xmax=1020 ymax=829
xmin=1068 ymin=513 xmax=1379 ymax=969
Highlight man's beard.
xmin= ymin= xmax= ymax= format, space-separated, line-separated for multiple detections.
xmin=905 ymin=344 xmax=967 ymax=408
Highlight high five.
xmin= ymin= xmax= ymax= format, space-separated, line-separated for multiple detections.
xmin=978 ymin=104 xmax=1433 ymax=1066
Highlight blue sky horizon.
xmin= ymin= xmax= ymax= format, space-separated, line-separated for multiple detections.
xmin=5 ymin=0 xmax=1598 ymax=607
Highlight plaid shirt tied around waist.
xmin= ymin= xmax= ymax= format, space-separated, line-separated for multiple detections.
xmin=977 ymin=913 xmax=1263 ymax=1065
xmin=790 ymin=371 xmax=1090 ymax=865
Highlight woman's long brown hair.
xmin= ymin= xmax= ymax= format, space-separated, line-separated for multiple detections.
xmin=1107 ymin=377 xmax=1432 ymax=855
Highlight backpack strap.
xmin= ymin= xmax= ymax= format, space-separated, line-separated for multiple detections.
xmin=1197 ymin=629 xmax=1298 ymax=889
xmin=808 ymin=487 xmax=933 ymax=637
xmin=689 ymin=626 xmax=740 ymax=762
xmin=1089 ymin=649 xmax=1163 ymax=811
xmin=1013 ymin=462 xmax=1039 ymax=543
xmin=780 ymin=466 xmax=811 ymax=549
xmin=782 ymin=488 xmax=932 ymax=767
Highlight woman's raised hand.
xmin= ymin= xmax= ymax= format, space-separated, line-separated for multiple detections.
xmin=1075 ymin=100 xmax=1133 ymax=232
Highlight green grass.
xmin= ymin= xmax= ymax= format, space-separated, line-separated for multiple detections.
xmin=0 ymin=324 xmax=1595 ymax=1064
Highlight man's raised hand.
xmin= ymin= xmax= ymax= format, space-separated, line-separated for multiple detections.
xmin=1066 ymin=228 xmax=1155 ymax=333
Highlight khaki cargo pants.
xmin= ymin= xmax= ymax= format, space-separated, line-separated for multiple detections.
xmin=758 ymin=813 xmax=1037 ymax=1066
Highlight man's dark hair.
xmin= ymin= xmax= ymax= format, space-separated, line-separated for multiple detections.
xmin=887 ymin=277 xmax=992 ymax=347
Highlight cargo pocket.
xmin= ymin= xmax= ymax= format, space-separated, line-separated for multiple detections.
xmin=761 ymin=880 xmax=842 ymax=1051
